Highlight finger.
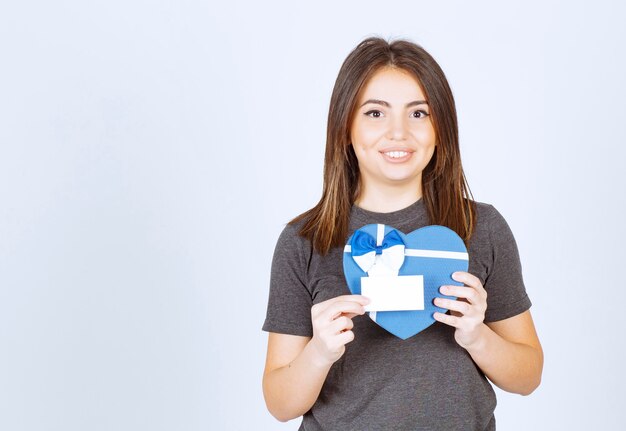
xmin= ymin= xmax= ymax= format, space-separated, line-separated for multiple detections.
xmin=433 ymin=297 xmax=471 ymax=315
xmin=322 ymin=301 xmax=367 ymax=321
xmin=312 ymin=295 xmax=369 ymax=318
xmin=439 ymin=285 xmax=481 ymax=305
xmin=433 ymin=311 xmax=460 ymax=328
xmin=330 ymin=294 xmax=370 ymax=305
xmin=328 ymin=315 xmax=354 ymax=334
xmin=452 ymin=271 xmax=487 ymax=295
xmin=337 ymin=330 xmax=355 ymax=345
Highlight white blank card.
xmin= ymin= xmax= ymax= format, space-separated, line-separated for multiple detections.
xmin=360 ymin=275 xmax=425 ymax=312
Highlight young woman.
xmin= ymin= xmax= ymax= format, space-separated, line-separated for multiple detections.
xmin=261 ymin=37 xmax=543 ymax=430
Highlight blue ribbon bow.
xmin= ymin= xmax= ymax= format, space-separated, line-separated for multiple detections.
xmin=350 ymin=228 xmax=406 ymax=273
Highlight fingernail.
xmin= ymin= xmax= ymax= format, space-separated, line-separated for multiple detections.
xmin=440 ymin=286 xmax=447 ymax=294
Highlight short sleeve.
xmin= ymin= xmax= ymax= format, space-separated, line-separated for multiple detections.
xmin=482 ymin=206 xmax=532 ymax=322
xmin=261 ymin=223 xmax=314 ymax=337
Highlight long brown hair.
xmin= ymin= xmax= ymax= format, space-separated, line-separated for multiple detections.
xmin=291 ymin=36 xmax=476 ymax=255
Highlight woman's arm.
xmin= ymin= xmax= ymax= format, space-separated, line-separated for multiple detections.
xmin=262 ymin=333 xmax=329 ymax=422
xmin=434 ymin=271 xmax=543 ymax=395
xmin=262 ymin=295 xmax=369 ymax=422
xmin=470 ymin=310 xmax=543 ymax=395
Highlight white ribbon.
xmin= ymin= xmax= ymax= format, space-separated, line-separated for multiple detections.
xmin=351 ymin=224 xmax=405 ymax=276
xmin=352 ymin=244 xmax=406 ymax=276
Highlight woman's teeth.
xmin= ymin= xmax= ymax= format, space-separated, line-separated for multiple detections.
xmin=385 ymin=151 xmax=408 ymax=158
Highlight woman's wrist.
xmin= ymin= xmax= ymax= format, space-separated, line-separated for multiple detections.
xmin=459 ymin=322 xmax=490 ymax=355
xmin=304 ymin=339 xmax=336 ymax=370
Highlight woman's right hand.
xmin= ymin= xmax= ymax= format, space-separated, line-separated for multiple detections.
xmin=308 ymin=295 xmax=370 ymax=366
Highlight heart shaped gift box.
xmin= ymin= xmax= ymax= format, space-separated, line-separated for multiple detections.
xmin=343 ymin=224 xmax=469 ymax=340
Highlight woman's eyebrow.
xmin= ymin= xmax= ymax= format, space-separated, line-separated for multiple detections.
xmin=360 ymin=99 xmax=428 ymax=108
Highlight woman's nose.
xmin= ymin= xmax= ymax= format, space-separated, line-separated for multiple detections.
xmin=386 ymin=115 xmax=408 ymax=141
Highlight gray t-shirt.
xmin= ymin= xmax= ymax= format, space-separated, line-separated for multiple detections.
xmin=262 ymin=198 xmax=531 ymax=431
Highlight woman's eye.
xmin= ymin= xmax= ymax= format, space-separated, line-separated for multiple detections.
xmin=412 ymin=110 xmax=429 ymax=118
xmin=365 ymin=110 xmax=383 ymax=118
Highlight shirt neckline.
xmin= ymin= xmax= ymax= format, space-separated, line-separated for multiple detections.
xmin=350 ymin=197 xmax=426 ymax=225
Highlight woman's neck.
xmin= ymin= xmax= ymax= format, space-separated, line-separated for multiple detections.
xmin=354 ymin=180 xmax=423 ymax=213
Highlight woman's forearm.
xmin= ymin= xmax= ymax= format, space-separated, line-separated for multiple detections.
xmin=465 ymin=323 xmax=543 ymax=395
xmin=262 ymin=341 xmax=333 ymax=422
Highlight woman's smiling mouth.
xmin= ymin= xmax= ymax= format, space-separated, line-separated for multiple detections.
xmin=381 ymin=149 xmax=414 ymax=163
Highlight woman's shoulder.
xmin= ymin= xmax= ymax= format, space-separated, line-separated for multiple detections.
xmin=272 ymin=217 xmax=313 ymax=260
xmin=275 ymin=218 xmax=307 ymax=247
xmin=473 ymin=199 xmax=501 ymax=218
xmin=469 ymin=199 xmax=518 ymax=246
xmin=472 ymin=199 xmax=510 ymax=225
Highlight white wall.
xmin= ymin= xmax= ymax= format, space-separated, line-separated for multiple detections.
xmin=1 ymin=0 xmax=624 ymax=429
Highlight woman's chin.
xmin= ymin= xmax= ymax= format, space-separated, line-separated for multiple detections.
xmin=380 ymin=172 xmax=422 ymax=185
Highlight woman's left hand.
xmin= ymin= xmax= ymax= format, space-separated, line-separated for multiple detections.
xmin=433 ymin=271 xmax=488 ymax=350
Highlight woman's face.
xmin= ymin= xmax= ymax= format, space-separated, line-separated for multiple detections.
xmin=350 ymin=66 xmax=436 ymax=193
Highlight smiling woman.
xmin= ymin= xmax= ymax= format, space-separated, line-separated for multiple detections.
xmin=350 ymin=67 xmax=437 ymax=211
xmin=261 ymin=36 xmax=543 ymax=431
